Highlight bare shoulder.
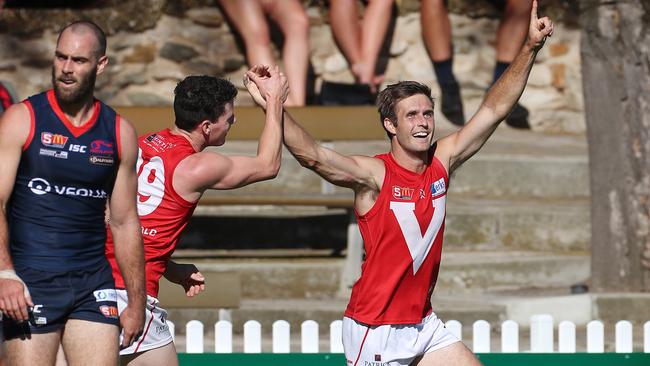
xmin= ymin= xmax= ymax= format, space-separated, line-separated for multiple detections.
xmin=431 ymin=137 xmax=454 ymax=173
xmin=175 ymin=150 xmax=229 ymax=183
xmin=117 ymin=116 xmax=137 ymax=141
xmin=0 ymin=103 xmax=32 ymax=145
xmin=349 ymin=154 xmax=386 ymax=191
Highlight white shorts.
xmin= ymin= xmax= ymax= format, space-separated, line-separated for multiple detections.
xmin=343 ymin=312 xmax=459 ymax=366
xmin=117 ymin=290 xmax=173 ymax=355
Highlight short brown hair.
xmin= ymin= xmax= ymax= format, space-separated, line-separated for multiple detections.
xmin=376 ymin=81 xmax=433 ymax=138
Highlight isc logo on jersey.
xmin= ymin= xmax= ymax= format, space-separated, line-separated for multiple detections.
xmin=69 ymin=144 xmax=87 ymax=153
xmin=41 ymin=132 xmax=68 ymax=149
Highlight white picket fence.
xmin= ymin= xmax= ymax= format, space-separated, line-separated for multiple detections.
xmin=169 ymin=315 xmax=650 ymax=354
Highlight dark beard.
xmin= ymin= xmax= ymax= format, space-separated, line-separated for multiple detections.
xmin=51 ymin=66 xmax=97 ymax=105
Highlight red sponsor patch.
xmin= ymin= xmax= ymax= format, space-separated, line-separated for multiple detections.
xmin=392 ymin=185 xmax=414 ymax=200
xmin=41 ymin=132 xmax=68 ymax=149
xmin=99 ymin=305 xmax=119 ymax=318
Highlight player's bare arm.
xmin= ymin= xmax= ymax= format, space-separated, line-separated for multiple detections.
xmin=0 ymin=104 xmax=34 ymax=322
xmin=436 ymin=0 xmax=553 ymax=173
xmin=164 ymin=261 xmax=205 ymax=297
xmin=245 ymin=67 xmax=385 ymax=214
xmin=173 ymin=66 xmax=287 ymax=202
xmin=108 ymin=116 xmax=146 ymax=348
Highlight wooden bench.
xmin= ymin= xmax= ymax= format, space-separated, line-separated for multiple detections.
xmin=116 ymin=105 xmax=384 ymax=141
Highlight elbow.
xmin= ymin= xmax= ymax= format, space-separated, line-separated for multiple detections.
xmin=260 ymin=161 xmax=281 ymax=180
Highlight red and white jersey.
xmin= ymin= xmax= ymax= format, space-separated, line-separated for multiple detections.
xmin=106 ymin=129 xmax=198 ymax=298
xmin=344 ymin=152 xmax=449 ymax=325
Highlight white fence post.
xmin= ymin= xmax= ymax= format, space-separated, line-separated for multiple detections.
xmin=530 ymin=314 xmax=554 ymax=353
xmin=587 ymin=320 xmax=604 ymax=353
xmin=168 ymin=320 xmax=175 ymax=342
xmin=244 ymin=320 xmax=262 ymax=353
xmin=301 ymin=320 xmax=319 ymax=353
xmin=645 ymin=321 xmax=650 ymax=353
xmin=501 ymin=320 xmax=519 ymax=353
xmin=330 ymin=320 xmax=344 ymax=353
xmin=273 ymin=320 xmax=291 ymax=353
xmin=558 ymin=321 xmax=576 ymax=353
xmin=215 ymin=320 xmax=233 ymax=353
xmin=473 ymin=320 xmax=490 ymax=353
xmin=186 ymin=320 xmax=204 ymax=354
xmin=615 ymin=320 xmax=633 ymax=353
xmin=446 ymin=320 xmax=462 ymax=341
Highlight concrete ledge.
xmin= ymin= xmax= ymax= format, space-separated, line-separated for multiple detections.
xmin=157 ymin=270 xmax=241 ymax=308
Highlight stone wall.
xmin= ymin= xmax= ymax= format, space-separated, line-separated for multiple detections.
xmin=0 ymin=0 xmax=584 ymax=134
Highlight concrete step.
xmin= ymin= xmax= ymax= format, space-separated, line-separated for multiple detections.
xmin=210 ymin=127 xmax=588 ymax=199
xmin=182 ymin=251 xmax=590 ymax=300
xmin=181 ymin=197 xmax=590 ymax=252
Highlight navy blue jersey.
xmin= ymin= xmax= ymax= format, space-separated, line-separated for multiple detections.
xmin=8 ymin=90 xmax=121 ymax=272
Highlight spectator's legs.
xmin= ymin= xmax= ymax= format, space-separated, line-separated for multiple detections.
xmin=357 ymin=0 xmax=393 ymax=91
xmin=421 ymin=0 xmax=452 ymax=63
xmin=263 ymin=0 xmax=309 ymax=106
xmin=219 ymin=0 xmax=276 ymax=71
xmin=421 ymin=0 xmax=464 ymax=126
xmin=495 ymin=0 xmax=531 ymax=128
xmin=329 ymin=0 xmax=363 ymax=79
xmin=493 ymin=0 xmax=531 ymax=81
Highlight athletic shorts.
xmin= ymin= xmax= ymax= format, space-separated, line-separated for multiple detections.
xmin=117 ymin=290 xmax=172 ymax=355
xmin=2 ymin=263 xmax=119 ymax=340
xmin=343 ymin=312 xmax=459 ymax=366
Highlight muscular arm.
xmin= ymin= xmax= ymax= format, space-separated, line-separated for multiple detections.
xmin=436 ymin=0 xmax=553 ymax=173
xmin=245 ymin=66 xmax=384 ymax=213
xmin=108 ymin=116 xmax=145 ymax=346
xmin=175 ymin=67 xmax=287 ymax=197
xmin=0 ymin=104 xmax=33 ymax=321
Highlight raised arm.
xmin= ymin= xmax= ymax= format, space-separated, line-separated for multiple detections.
xmin=175 ymin=66 xmax=287 ymax=196
xmin=436 ymin=0 xmax=554 ymax=173
xmin=108 ymin=116 xmax=145 ymax=348
xmin=245 ymin=67 xmax=384 ymax=197
xmin=0 ymin=104 xmax=33 ymax=322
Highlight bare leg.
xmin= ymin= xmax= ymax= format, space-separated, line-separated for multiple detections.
xmin=495 ymin=0 xmax=531 ymax=62
xmin=4 ymin=331 xmax=61 ymax=366
xmin=263 ymin=0 xmax=309 ymax=106
xmin=358 ymin=0 xmax=393 ymax=90
xmin=120 ymin=342 xmax=178 ymax=366
xmin=218 ymin=0 xmax=276 ymax=67
xmin=412 ymin=342 xmax=482 ymax=366
xmin=55 ymin=343 xmax=68 ymax=366
xmin=329 ymin=0 xmax=363 ymax=71
xmin=421 ymin=0 xmax=452 ymax=61
xmin=61 ymin=320 xmax=119 ymax=366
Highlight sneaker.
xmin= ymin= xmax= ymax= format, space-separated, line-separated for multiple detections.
xmin=439 ymin=81 xmax=465 ymax=126
xmin=505 ymin=103 xmax=530 ymax=129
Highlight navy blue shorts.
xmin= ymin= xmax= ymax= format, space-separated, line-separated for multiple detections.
xmin=2 ymin=262 xmax=119 ymax=340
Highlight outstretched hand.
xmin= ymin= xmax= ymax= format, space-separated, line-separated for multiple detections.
xmin=244 ymin=65 xmax=289 ymax=109
xmin=528 ymin=0 xmax=554 ymax=51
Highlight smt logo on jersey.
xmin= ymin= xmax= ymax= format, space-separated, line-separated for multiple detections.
xmin=392 ymin=186 xmax=414 ymax=200
xmin=41 ymin=132 xmax=68 ymax=149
